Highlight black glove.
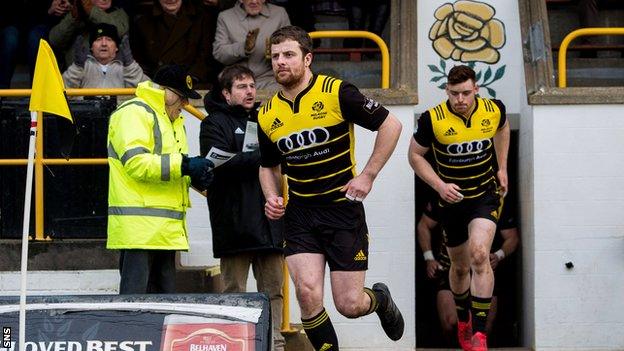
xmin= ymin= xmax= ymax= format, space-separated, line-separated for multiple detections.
xmin=181 ymin=155 xmax=214 ymax=191
xmin=118 ymin=35 xmax=134 ymax=66
xmin=72 ymin=35 xmax=88 ymax=67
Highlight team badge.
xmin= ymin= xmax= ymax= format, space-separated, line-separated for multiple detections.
xmin=363 ymin=97 xmax=380 ymax=114
xmin=186 ymin=75 xmax=193 ymax=89
xmin=312 ymin=101 xmax=324 ymax=112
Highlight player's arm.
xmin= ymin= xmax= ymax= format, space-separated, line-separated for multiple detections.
xmin=493 ymin=100 xmax=510 ymax=196
xmin=337 ymin=82 xmax=402 ymax=201
xmin=259 ymin=165 xmax=285 ymax=220
xmin=408 ymin=138 xmax=463 ymax=204
xmin=417 ymin=211 xmax=442 ymax=279
xmin=493 ymin=119 xmax=510 ymax=195
xmin=364 ymin=112 xmax=402 ymax=180
xmin=490 ymin=226 xmax=519 ymax=269
xmin=258 ymin=120 xmax=285 ymax=219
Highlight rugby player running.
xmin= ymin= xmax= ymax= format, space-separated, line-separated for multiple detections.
xmin=409 ymin=65 xmax=510 ymax=351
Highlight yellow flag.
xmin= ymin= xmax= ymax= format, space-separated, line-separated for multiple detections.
xmin=29 ymin=39 xmax=72 ymax=122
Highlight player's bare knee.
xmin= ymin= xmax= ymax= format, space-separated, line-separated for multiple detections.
xmin=470 ymin=244 xmax=489 ymax=266
xmin=335 ymin=301 xmax=361 ymax=318
xmin=295 ymin=282 xmax=323 ymax=313
xmin=334 ymin=292 xmax=362 ymax=318
xmin=441 ymin=315 xmax=456 ymax=333
xmin=445 ymin=314 xmax=457 ymax=329
xmin=451 ymin=264 xmax=470 ymax=278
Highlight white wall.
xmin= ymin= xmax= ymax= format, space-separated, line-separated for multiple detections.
xmin=531 ymin=105 xmax=624 ymax=350
xmin=0 ymin=270 xmax=119 ymax=296
xmin=518 ymin=92 xmax=535 ymax=348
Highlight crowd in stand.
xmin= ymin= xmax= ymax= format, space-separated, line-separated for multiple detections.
xmin=0 ymin=0 xmax=390 ymax=91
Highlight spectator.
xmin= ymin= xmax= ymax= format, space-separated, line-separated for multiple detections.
xmin=0 ymin=0 xmax=69 ymax=88
xmin=343 ymin=0 xmax=390 ymax=49
xmin=417 ymin=198 xmax=520 ymax=347
xmin=107 ymin=64 xmax=214 ymax=294
xmin=132 ymin=0 xmax=219 ymax=89
xmin=63 ymin=23 xmax=148 ymax=88
xmin=49 ymin=0 xmax=129 ymax=69
xmin=213 ymin=0 xmax=290 ymax=91
xmin=200 ymin=64 xmax=285 ymax=351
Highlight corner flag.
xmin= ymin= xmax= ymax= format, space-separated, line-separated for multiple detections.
xmin=28 ymin=39 xmax=72 ymax=122
xmin=20 ymin=39 xmax=74 ymax=351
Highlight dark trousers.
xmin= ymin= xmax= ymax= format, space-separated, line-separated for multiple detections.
xmin=0 ymin=24 xmax=50 ymax=88
xmin=118 ymin=249 xmax=177 ymax=294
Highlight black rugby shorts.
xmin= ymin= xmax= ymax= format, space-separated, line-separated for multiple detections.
xmin=284 ymin=202 xmax=369 ymax=271
xmin=439 ymin=186 xmax=503 ymax=247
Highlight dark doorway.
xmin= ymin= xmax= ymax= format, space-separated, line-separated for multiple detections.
xmin=415 ymin=130 xmax=522 ymax=348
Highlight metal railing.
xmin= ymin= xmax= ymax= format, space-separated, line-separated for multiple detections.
xmin=309 ymin=30 xmax=390 ymax=88
xmin=557 ymin=27 xmax=624 ymax=87
xmin=0 ymin=88 xmax=205 ymax=240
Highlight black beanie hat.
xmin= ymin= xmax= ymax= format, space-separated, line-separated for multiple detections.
xmin=89 ymin=23 xmax=120 ymax=47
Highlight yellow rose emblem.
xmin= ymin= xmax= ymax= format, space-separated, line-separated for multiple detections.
xmin=429 ymin=0 xmax=506 ymax=64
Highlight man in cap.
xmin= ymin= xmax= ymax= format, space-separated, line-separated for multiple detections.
xmin=63 ymin=22 xmax=148 ymax=88
xmin=107 ymin=64 xmax=214 ymax=294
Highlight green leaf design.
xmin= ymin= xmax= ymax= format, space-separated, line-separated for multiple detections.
xmin=485 ymin=87 xmax=496 ymax=97
xmin=437 ymin=83 xmax=447 ymax=90
xmin=475 ymin=71 xmax=482 ymax=82
xmin=493 ymin=65 xmax=506 ymax=81
xmin=430 ymin=75 xmax=446 ymax=82
xmin=428 ymin=64 xmax=441 ymax=73
xmin=483 ymin=67 xmax=492 ymax=83
xmin=468 ymin=62 xmax=476 ymax=69
xmin=440 ymin=59 xmax=446 ymax=72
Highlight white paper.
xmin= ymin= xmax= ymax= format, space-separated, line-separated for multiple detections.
xmin=205 ymin=146 xmax=236 ymax=167
xmin=242 ymin=121 xmax=259 ymax=152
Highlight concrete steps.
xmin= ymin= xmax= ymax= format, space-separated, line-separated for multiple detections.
xmin=554 ymin=57 xmax=624 ymax=87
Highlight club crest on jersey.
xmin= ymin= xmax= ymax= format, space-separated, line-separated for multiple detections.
xmin=311 ymin=101 xmax=327 ymax=120
xmin=363 ymin=97 xmax=380 ymax=113
xmin=480 ymin=118 xmax=494 ymax=133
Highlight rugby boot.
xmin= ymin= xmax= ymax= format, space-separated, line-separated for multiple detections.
xmin=372 ymin=282 xmax=404 ymax=341
xmin=471 ymin=331 xmax=488 ymax=351
xmin=457 ymin=314 xmax=472 ymax=351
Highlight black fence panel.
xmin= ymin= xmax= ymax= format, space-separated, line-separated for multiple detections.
xmin=0 ymin=97 xmax=117 ymax=239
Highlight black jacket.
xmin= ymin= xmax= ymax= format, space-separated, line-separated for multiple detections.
xmin=200 ymin=89 xmax=283 ymax=257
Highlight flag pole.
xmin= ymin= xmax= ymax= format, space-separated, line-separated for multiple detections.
xmin=19 ymin=111 xmax=38 ymax=351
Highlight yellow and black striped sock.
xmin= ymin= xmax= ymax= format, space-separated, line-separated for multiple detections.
xmin=302 ymin=308 xmax=339 ymax=351
xmin=471 ymin=296 xmax=492 ymax=333
xmin=453 ymin=288 xmax=471 ymax=322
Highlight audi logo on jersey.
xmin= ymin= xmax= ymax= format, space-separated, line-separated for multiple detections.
xmin=277 ymin=128 xmax=330 ymax=153
xmin=446 ymin=139 xmax=492 ymax=155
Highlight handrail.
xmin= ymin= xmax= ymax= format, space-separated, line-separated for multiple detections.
xmin=0 ymin=87 xmax=205 ymax=240
xmin=309 ymin=30 xmax=390 ymax=88
xmin=558 ymin=27 xmax=624 ymax=87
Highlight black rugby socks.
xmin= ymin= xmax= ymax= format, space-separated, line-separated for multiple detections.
xmin=302 ymin=308 xmax=339 ymax=350
xmin=453 ymin=288 xmax=471 ymax=322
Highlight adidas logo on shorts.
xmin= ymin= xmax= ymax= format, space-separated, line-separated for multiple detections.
xmin=354 ymin=250 xmax=367 ymax=261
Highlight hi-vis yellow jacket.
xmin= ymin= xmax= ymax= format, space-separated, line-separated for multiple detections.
xmin=106 ymin=81 xmax=190 ymax=250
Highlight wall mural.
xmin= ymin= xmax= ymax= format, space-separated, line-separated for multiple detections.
xmin=427 ymin=0 xmax=507 ymax=97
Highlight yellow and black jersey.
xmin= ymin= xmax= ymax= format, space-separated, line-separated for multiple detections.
xmin=258 ymin=75 xmax=389 ymax=206
xmin=414 ymin=97 xmax=506 ymax=199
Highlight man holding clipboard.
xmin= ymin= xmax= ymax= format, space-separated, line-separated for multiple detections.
xmin=200 ymin=64 xmax=286 ymax=351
